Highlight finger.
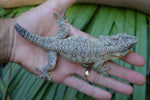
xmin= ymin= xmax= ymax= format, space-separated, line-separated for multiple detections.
xmin=76 ymin=67 xmax=133 ymax=95
xmin=62 ymin=76 xmax=112 ymax=100
xmin=105 ymin=61 xmax=146 ymax=85
xmin=121 ymin=51 xmax=145 ymax=66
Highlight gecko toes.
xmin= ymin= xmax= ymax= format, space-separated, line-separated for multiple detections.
xmin=35 ymin=67 xmax=52 ymax=81
xmin=37 ymin=73 xmax=51 ymax=81
xmin=95 ymin=65 xmax=110 ymax=77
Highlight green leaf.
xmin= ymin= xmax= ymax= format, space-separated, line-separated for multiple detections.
xmin=54 ymin=84 xmax=67 ymax=100
xmin=133 ymin=12 xmax=147 ymax=100
xmin=42 ymin=83 xmax=58 ymax=100
xmin=86 ymin=6 xmax=111 ymax=36
xmin=102 ymin=7 xmax=119 ymax=35
xmin=12 ymin=72 xmax=31 ymax=99
xmin=0 ymin=77 xmax=11 ymax=100
xmin=64 ymin=87 xmax=78 ymax=100
xmin=34 ymin=82 xmax=50 ymax=100
xmin=24 ymin=78 xmax=45 ymax=99
xmin=114 ymin=10 xmax=125 ymax=33
xmin=2 ymin=63 xmax=21 ymax=85
xmin=124 ymin=9 xmax=136 ymax=35
xmin=71 ymin=4 xmax=98 ymax=30
xmin=66 ymin=4 xmax=81 ymax=23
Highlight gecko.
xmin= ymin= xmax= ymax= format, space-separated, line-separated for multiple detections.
xmin=14 ymin=12 xmax=137 ymax=80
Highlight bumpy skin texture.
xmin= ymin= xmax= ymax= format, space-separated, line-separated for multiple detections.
xmin=14 ymin=12 xmax=137 ymax=80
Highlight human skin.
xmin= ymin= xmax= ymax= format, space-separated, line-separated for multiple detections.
xmin=0 ymin=0 xmax=150 ymax=15
xmin=0 ymin=0 xmax=146 ymax=100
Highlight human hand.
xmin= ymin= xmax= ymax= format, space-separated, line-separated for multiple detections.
xmin=10 ymin=0 xmax=146 ymax=99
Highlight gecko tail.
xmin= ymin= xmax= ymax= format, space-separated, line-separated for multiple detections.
xmin=14 ymin=22 xmax=50 ymax=48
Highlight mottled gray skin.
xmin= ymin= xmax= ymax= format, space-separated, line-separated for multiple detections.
xmin=14 ymin=12 xmax=137 ymax=80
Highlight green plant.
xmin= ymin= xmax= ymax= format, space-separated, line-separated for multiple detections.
xmin=0 ymin=4 xmax=149 ymax=100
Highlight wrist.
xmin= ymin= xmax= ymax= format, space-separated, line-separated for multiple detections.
xmin=0 ymin=18 xmax=16 ymax=63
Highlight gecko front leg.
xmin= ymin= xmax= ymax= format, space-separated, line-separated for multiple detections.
xmin=36 ymin=51 xmax=57 ymax=80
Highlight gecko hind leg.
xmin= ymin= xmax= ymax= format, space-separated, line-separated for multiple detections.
xmin=53 ymin=10 xmax=70 ymax=39
xmin=97 ymin=64 xmax=110 ymax=76
xmin=35 ymin=65 xmax=52 ymax=80
xmin=35 ymin=51 xmax=57 ymax=80
xmin=93 ymin=61 xmax=110 ymax=76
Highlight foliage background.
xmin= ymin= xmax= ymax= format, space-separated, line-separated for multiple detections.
xmin=0 ymin=4 xmax=150 ymax=100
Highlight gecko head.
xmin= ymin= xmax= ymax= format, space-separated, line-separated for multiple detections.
xmin=111 ymin=33 xmax=137 ymax=57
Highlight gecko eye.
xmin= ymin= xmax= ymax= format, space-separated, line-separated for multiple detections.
xmin=128 ymin=44 xmax=135 ymax=50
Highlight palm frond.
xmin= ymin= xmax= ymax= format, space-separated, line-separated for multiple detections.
xmin=0 ymin=4 xmax=149 ymax=100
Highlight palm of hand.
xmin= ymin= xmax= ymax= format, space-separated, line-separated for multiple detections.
xmin=13 ymin=2 xmax=76 ymax=82
xmin=10 ymin=0 xmax=146 ymax=100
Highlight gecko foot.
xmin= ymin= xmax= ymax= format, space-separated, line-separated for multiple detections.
xmin=35 ymin=67 xmax=52 ymax=81
xmin=53 ymin=10 xmax=66 ymax=20
xmin=97 ymin=65 xmax=110 ymax=77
